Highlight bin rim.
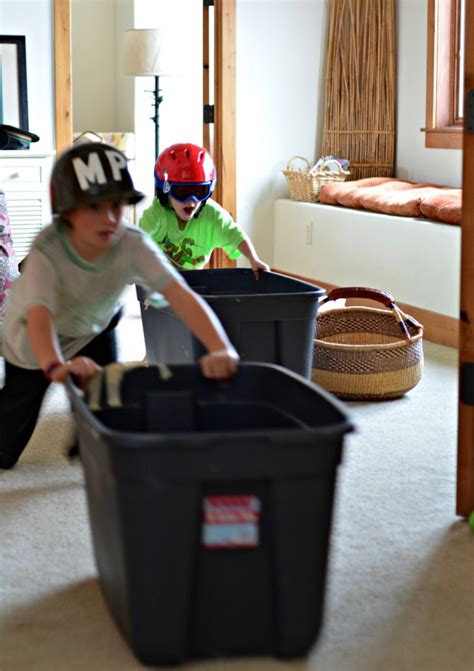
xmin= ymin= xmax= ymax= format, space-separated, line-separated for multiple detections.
xmin=65 ymin=362 xmax=354 ymax=443
xmin=66 ymin=418 xmax=354 ymax=449
xmin=181 ymin=269 xmax=326 ymax=300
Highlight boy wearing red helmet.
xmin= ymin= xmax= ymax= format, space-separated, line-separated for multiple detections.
xmin=0 ymin=142 xmax=239 ymax=469
xmin=139 ymin=143 xmax=269 ymax=275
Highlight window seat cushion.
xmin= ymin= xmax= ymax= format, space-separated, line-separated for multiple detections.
xmin=418 ymin=189 xmax=462 ymax=225
xmin=319 ymin=177 xmax=462 ymax=225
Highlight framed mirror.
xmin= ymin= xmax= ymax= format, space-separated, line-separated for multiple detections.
xmin=0 ymin=35 xmax=29 ymax=129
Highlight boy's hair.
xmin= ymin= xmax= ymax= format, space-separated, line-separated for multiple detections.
xmin=51 ymin=142 xmax=145 ymax=214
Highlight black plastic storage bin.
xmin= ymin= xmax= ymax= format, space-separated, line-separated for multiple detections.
xmin=68 ymin=362 xmax=353 ymax=667
xmin=137 ymin=269 xmax=325 ymax=378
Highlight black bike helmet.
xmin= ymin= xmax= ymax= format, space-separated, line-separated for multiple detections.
xmin=50 ymin=142 xmax=145 ymax=214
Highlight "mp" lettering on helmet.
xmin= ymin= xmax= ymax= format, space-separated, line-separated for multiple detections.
xmin=51 ymin=142 xmax=145 ymax=213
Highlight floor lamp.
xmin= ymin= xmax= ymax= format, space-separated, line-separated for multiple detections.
xmin=122 ymin=28 xmax=171 ymax=159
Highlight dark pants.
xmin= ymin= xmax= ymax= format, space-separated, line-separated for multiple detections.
xmin=0 ymin=311 xmax=121 ymax=469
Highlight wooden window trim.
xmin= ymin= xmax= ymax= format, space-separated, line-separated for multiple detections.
xmin=424 ymin=0 xmax=463 ymax=149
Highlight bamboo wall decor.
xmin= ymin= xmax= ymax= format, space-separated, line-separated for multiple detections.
xmin=321 ymin=0 xmax=396 ymax=180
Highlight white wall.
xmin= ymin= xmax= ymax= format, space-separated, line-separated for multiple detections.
xmin=72 ymin=0 xmax=135 ymax=134
xmin=71 ymin=0 xmax=202 ymax=214
xmin=131 ymin=0 xmax=203 ymax=216
xmin=72 ymin=0 xmax=116 ymax=132
xmin=0 ymin=0 xmax=54 ymax=152
xmin=236 ymin=0 xmax=327 ymax=266
xmin=114 ymin=0 xmax=135 ymax=133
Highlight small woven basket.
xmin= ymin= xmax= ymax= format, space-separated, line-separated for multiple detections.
xmin=312 ymin=287 xmax=424 ymax=401
xmin=283 ymin=155 xmax=349 ymax=203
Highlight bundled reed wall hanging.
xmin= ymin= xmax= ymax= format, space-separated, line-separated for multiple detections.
xmin=321 ymin=0 xmax=396 ymax=180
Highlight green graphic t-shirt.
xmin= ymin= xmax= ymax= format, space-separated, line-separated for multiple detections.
xmin=139 ymin=198 xmax=246 ymax=270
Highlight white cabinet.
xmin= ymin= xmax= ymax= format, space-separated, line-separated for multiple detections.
xmin=0 ymin=151 xmax=54 ymax=261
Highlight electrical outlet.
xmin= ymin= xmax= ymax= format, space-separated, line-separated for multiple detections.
xmin=305 ymin=221 xmax=313 ymax=245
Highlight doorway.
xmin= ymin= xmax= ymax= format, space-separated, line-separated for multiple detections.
xmin=53 ymin=0 xmax=474 ymax=516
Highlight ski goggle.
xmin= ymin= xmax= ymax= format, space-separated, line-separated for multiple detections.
xmin=162 ymin=181 xmax=214 ymax=203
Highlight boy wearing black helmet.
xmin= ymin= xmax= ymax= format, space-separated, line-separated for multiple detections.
xmin=0 ymin=142 xmax=239 ymax=469
xmin=139 ymin=143 xmax=269 ymax=275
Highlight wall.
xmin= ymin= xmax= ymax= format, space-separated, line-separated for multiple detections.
xmin=131 ymin=0 xmax=202 ymax=215
xmin=0 ymin=0 xmax=54 ymax=152
xmin=72 ymin=0 xmax=130 ymax=133
xmin=236 ymin=0 xmax=327 ymax=268
xmin=70 ymin=0 xmax=202 ymax=213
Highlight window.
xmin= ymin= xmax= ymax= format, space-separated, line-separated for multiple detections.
xmin=424 ymin=0 xmax=465 ymax=149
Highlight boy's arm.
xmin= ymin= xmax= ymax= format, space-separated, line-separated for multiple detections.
xmin=238 ymin=238 xmax=270 ymax=278
xmin=26 ymin=305 xmax=101 ymax=384
xmin=161 ymin=280 xmax=239 ymax=379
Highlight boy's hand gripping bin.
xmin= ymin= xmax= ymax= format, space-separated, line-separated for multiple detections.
xmin=67 ymin=363 xmax=353 ymax=667
xmin=137 ymin=269 xmax=326 ymax=378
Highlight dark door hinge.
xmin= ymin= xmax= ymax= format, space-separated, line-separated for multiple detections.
xmin=203 ymin=104 xmax=214 ymax=124
xmin=461 ymin=362 xmax=474 ymax=404
xmin=466 ymin=90 xmax=474 ymax=134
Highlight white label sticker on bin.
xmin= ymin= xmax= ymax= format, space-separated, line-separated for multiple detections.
xmin=201 ymin=495 xmax=261 ymax=549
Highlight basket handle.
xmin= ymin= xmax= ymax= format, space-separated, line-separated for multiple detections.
xmin=286 ymin=155 xmax=311 ymax=171
xmin=321 ymin=287 xmax=421 ymax=339
xmin=322 ymin=286 xmax=395 ymax=307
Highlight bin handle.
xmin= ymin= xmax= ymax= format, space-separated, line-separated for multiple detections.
xmin=320 ymin=286 xmax=422 ymax=339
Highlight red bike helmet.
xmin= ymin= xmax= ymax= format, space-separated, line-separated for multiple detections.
xmin=155 ymin=143 xmax=216 ymax=202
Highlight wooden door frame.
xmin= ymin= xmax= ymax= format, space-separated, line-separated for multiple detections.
xmin=54 ymin=0 xmax=73 ymax=152
xmin=457 ymin=0 xmax=474 ymax=517
xmin=203 ymin=0 xmax=237 ymax=268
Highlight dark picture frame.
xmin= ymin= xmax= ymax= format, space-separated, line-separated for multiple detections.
xmin=0 ymin=35 xmax=29 ymax=130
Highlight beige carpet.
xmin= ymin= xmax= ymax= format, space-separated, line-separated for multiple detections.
xmin=0 ymin=296 xmax=473 ymax=671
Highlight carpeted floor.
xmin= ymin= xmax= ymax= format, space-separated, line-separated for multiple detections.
xmin=0 ymin=294 xmax=473 ymax=671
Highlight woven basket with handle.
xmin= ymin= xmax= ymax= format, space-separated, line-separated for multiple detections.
xmin=282 ymin=155 xmax=349 ymax=203
xmin=312 ymin=287 xmax=424 ymax=401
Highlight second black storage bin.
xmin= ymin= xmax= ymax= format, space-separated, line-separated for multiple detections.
xmin=137 ymin=269 xmax=325 ymax=378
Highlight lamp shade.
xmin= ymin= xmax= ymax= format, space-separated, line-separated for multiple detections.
xmin=122 ymin=28 xmax=172 ymax=77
